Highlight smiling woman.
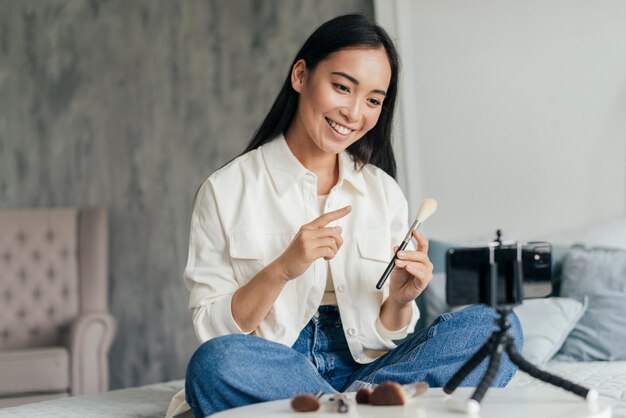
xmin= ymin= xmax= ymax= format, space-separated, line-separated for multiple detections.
xmin=287 ymin=47 xmax=391 ymax=192
xmin=168 ymin=14 xmax=523 ymax=418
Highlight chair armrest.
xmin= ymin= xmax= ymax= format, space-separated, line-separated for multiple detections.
xmin=68 ymin=312 xmax=116 ymax=396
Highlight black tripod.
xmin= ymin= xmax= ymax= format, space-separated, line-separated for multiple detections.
xmin=443 ymin=307 xmax=597 ymax=413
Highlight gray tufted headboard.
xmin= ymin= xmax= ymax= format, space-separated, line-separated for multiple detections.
xmin=0 ymin=208 xmax=108 ymax=350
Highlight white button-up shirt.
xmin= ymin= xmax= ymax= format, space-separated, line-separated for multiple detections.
xmin=185 ymin=135 xmax=419 ymax=363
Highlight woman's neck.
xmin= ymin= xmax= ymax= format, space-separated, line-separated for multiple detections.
xmin=284 ymin=130 xmax=339 ymax=195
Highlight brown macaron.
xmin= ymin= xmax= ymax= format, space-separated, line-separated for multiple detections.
xmin=369 ymin=381 xmax=406 ymax=406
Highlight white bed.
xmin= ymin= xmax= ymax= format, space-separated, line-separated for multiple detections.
xmin=0 ymin=380 xmax=185 ymax=418
xmin=1 ymin=361 xmax=624 ymax=418
xmin=509 ymin=360 xmax=626 ymax=417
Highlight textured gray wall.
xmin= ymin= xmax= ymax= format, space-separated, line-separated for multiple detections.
xmin=0 ymin=0 xmax=373 ymax=389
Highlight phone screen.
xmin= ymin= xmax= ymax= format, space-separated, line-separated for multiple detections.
xmin=445 ymin=247 xmax=520 ymax=306
xmin=445 ymin=247 xmax=489 ymax=306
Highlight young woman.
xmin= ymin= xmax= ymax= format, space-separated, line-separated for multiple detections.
xmin=171 ymin=14 xmax=522 ymax=418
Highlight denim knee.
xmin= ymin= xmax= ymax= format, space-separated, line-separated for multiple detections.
xmin=460 ymin=305 xmax=524 ymax=346
xmin=186 ymin=334 xmax=250 ymax=386
xmin=457 ymin=306 xmax=523 ymax=386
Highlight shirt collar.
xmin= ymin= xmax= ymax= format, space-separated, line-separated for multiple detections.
xmin=261 ymin=135 xmax=368 ymax=197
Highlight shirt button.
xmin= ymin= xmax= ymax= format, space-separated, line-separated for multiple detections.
xmin=347 ymin=328 xmax=357 ymax=337
xmin=337 ymin=285 xmax=346 ymax=293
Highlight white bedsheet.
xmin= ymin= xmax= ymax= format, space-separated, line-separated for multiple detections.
xmin=0 ymin=380 xmax=185 ymax=418
xmin=509 ymin=360 xmax=626 ymax=417
xmin=1 ymin=361 xmax=624 ymax=418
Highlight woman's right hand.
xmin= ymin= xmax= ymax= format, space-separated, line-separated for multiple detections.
xmin=274 ymin=205 xmax=352 ymax=281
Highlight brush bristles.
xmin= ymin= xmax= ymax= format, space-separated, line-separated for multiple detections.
xmin=404 ymin=382 xmax=429 ymax=397
xmin=369 ymin=381 xmax=405 ymax=406
xmin=290 ymin=394 xmax=320 ymax=412
xmin=414 ymin=198 xmax=438 ymax=223
xmin=356 ymin=387 xmax=373 ymax=404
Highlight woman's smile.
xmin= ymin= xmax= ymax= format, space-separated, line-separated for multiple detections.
xmin=286 ymin=47 xmax=391 ymax=159
xmin=325 ymin=117 xmax=355 ymax=137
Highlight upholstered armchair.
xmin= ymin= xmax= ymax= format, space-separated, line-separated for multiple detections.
xmin=0 ymin=208 xmax=116 ymax=408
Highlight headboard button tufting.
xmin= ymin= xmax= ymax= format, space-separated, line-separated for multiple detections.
xmin=17 ymin=269 xmax=27 ymax=283
xmin=16 ymin=231 xmax=26 ymax=244
xmin=16 ymin=308 xmax=27 ymax=319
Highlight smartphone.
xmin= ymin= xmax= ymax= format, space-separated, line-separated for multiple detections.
xmin=445 ymin=242 xmax=551 ymax=307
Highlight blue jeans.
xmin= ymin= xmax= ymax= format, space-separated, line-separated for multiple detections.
xmin=185 ymin=304 xmax=523 ymax=417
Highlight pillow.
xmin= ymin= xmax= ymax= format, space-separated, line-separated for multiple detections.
xmin=427 ymin=239 xmax=455 ymax=274
xmin=420 ymin=240 xmax=456 ymax=329
xmin=512 ymin=297 xmax=587 ymax=365
xmin=556 ymin=247 xmax=626 ymax=361
xmin=422 ymin=272 xmax=448 ymax=326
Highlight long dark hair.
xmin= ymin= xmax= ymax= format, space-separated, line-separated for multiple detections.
xmin=242 ymin=14 xmax=400 ymax=179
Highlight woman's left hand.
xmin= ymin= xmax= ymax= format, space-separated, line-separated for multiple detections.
xmin=388 ymin=230 xmax=433 ymax=305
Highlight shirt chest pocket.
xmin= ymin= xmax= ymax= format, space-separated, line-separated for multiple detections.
xmin=228 ymin=230 xmax=295 ymax=283
xmin=355 ymin=228 xmax=392 ymax=280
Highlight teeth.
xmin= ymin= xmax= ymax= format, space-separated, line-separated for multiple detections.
xmin=328 ymin=119 xmax=352 ymax=135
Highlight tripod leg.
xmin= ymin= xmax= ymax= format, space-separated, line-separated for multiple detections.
xmin=443 ymin=334 xmax=496 ymax=395
xmin=506 ymin=341 xmax=597 ymax=401
xmin=470 ymin=346 xmax=503 ymax=404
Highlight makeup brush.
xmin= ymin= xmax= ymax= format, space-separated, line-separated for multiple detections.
xmin=403 ymin=382 xmax=429 ymax=398
xmin=368 ymin=382 xmax=430 ymax=406
xmin=376 ymin=198 xmax=438 ymax=289
xmin=355 ymin=387 xmax=373 ymax=404
xmin=336 ymin=397 xmax=348 ymax=413
xmin=290 ymin=390 xmax=324 ymax=412
xmin=329 ymin=393 xmax=349 ymax=413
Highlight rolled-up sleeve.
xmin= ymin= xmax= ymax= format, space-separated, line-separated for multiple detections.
xmin=374 ymin=303 xmax=420 ymax=343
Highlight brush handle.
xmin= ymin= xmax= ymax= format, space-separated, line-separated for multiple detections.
xmin=376 ymin=219 xmax=422 ymax=290
xmin=337 ymin=398 xmax=348 ymax=413
xmin=403 ymin=382 xmax=429 ymax=397
xmin=376 ymin=239 xmax=410 ymax=289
